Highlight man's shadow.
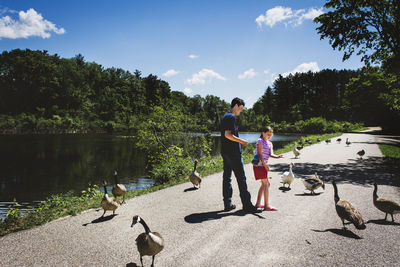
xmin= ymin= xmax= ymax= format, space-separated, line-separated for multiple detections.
xmin=184 ymin=209 xmax=264 ymax=223
xmin=82 ymin=214 xmax=117 ymax=226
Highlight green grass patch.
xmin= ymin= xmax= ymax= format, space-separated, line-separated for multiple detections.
xmin=379 ymin=144 xmax=400 ymax=159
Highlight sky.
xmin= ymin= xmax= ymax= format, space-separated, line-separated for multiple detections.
xmin=0 ymin=0 xmax=364 ymax=108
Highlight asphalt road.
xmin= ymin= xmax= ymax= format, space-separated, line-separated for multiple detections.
xmin=1 ymin=128 xmax=399 ymax=266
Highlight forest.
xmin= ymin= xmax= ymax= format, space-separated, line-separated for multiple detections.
xmin=2 ymin=49 xmax=398 ymax=136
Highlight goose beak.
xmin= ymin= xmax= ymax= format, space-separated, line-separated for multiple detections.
xmin=131 ymin=222 xmax=136 ymax=227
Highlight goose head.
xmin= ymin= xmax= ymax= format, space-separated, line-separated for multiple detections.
xmin=131 ymin=215 xmax=141 ymax=227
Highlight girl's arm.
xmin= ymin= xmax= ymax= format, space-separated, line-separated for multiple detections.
xmin=270 ymin=143 xmax=283 ymax=159
xmin=257 ymin=143 xmax=269 ymax=171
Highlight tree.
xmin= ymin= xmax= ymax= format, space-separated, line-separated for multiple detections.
xmin=314 ymin=0 xmax=400 ymax=72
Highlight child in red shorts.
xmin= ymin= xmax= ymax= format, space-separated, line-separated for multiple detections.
xmin=253 ymin=126 xmax=283 ymax=211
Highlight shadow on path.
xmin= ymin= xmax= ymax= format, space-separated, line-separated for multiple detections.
xmin=183 ymin=187 xmax=198 ymax=192
xmin=311 ymin=228 xmax=362 ymax=239
xmin=82 ymin=214 xmax=117 ymax=226
xmin=184 ymin=209 xmax=264 ymax=224
xmin=271 ymin=156 xmax=399 ymax=187
xmin=126 ymin=263 xmax=138 ymax=267
xmin=366 ymin=219 xmax=400 ymax=226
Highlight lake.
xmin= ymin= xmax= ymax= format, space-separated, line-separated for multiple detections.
xmin=0 ymin=133 xmax=300 ymax=219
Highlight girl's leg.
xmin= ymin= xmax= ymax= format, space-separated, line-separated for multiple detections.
xmin=256 ymin=182 xmax=264 ymax=207
xmin=263 ymin=179 xmax=270 ymax=208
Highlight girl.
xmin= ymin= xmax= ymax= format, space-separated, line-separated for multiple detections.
xmin=253 ymin=126 xmax=283 ymax=211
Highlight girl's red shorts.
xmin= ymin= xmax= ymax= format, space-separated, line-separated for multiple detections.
xmin=253 ymin=165 xmax=268 ymax=180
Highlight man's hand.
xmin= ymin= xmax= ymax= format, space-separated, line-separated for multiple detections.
xmin=240 ymin=139 xmax=248 ymax=146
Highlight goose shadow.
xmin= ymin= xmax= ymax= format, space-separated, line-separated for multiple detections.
xmin=279 ymin=186 xmax=291 ymax=192
xmin=366 ymin=219 xmax=400 ymax=226
xmin=295 ymin=192 xmax=323 ymax=196
xmin=311 ymin=228 xmax=362 ymax=239
xmin=183 ymin=187 xmax=199 ymax=192
xmin=126 ymin=263 xmax=138 ymax=267
xmin=184 ymin=209 xmax=264 ymax=223
xmin=82 ymin=214 xmax=117 ymax=226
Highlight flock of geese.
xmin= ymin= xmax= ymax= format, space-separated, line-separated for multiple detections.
xmin=98 ymin=162 xmax=202 ymax=266
xmin=97 ymin=136 xmax=399 ymax=266
xmin=285 ymin=137 xmax=400 ymax=232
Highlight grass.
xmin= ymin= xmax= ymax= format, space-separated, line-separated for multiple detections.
xmin=379 ymin=144 xmax=400 ymax=159
xmin=0 ymin=132 xmax=344 ymax=236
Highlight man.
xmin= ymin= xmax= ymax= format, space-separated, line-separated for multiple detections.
xmin=221 ymin=97 xmax=260 ymax=213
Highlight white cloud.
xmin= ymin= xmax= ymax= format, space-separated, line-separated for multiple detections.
xmin=264 ymin=69 xmax=278 ymax=84
xmin=186 ymin=69 xmax=227 ymax=85
xmin=281 ymin=62 xmax=320 ymax=77
xmin=162 ymin=69 xmax=180 ymax=77
xmin=183 ymin=87 xmax=193 ymax=94
xmin=188 ymin=54 xmax=199 ymax=59
xmin=238 ymin=68 xmax=258 ymax=79
xmin=256 ymin=6 xmax=323 ymax=28
xmin=0 ymin=8 xmax=65 ymax=39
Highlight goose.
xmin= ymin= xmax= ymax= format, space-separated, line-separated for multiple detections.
xmin=330 ymin=180 xmax=366 ymax=230
xmin=112 ymin=170 xmax=127 ymax=204
xmin=346 ymin=138 xmax=351 ymax=146
xmin=306 ymin=139 xmax=312 ymax=145
xmin=336 ymin=138 xmax=342 ymax=143
xmin=368 ymin=181 xmax=400 ymax=222
xmin=293 ymin=142 xmax=300 ymax=159
xmin=325 ymin=139 xmax=331 ymax=144
xmin=302 ymin=173 xmax=325 ymax=195
xmin=101 ymin=181 xmax=119 ymax=217
xmin=357 ymin=149 xmax=365 ymax=159
xmin=189 ymin=159 xmax=201 ymax=188
xmin=131 ymin=215 xmax=164 ymax=267
xmin=317 ymin=138 xmax=321 ymax=142
xmin=281 ymin=163 xmax=295 ymax=188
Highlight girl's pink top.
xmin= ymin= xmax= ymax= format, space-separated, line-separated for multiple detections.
xmin=256 ymin=138 xmax=273 ymax=163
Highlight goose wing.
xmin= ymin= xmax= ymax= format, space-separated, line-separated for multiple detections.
xmin=375 ymin=197 xmax=400 ymax=213
xmin=112 ymin=184 xmax=127 ymax=196
xmin=336 ymin=200 xmax=365 ymax=229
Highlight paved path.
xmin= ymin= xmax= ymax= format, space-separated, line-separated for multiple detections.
xmin=1 ymin=129 xmax=399 ymax=266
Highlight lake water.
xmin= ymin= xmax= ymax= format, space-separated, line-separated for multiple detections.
xmin=0 ymin=133 xmax=300 ymax=219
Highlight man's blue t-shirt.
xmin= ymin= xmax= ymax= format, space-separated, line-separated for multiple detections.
xmin=221 ymin=112 xmax=241 ymax=154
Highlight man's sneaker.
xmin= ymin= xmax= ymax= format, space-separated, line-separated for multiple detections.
xmin=224 ymin=204 xmax=236 ymax=211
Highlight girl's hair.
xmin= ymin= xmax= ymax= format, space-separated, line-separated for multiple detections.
xmin=260 ymin=126 xmax=273 ymax=138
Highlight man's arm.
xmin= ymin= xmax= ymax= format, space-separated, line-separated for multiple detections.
xmin=224 ymin=130 xmax=248 ymax=146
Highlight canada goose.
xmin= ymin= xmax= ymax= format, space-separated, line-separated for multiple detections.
xmin=346 ymin=138 xmax=351 ymax=146
xmin=325 ymin=139 xmax=331 ymax=144
xmin=101 ymin=181 xmax=119 ymax=217
xmin=330 ymin=180 xmax=366 ymax=230
xmin=368 ymin=181 xmax=400 ymax=222
xmin=281 ymin=163 xmax=295 ymax=188
xmin=306 ymin=139 xmax=312 ymax=145
xmin=336 ymin=138 xmax=342 ymax=143
xmin=293 ymin=142 xmax=300 ymax=159
xmin=302 ymin=173 xmax=325 ymax=195
xmin=131 ymin=215 xmax=164 ymax=267
xmin=189 ymin=159 xmax=201 ymax=188
xmin=112 ymin=170 xmax=127 ymax=204
xmin=297 ymin=144 xmax=304 ymax=150
xmin=317 ymin=138 xmax=321 ymax=142
xmin=357 ymin=149 xmax=365 ymax=159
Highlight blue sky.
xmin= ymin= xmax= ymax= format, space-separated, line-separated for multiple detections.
xmin=0 ymin=0 xmax=364 ymax=107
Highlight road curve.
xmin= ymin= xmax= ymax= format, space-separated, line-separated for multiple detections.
xmin=1 ymin=128 xmax=399 ymax=266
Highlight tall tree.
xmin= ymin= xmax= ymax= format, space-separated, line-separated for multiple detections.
xmin=314 ymin=0 xmax=400 ymax=72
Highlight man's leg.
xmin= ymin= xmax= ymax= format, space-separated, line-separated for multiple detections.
xmin=222 ymin=154 xmax=234 ymax=208
xmin=230 ymin=154 xmax=253 ymax=208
